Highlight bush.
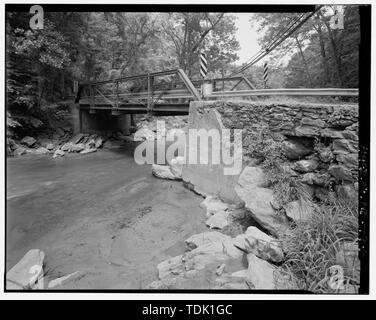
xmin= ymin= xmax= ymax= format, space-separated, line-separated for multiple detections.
xmin=278 ymin=198 xmax=359 ymax=293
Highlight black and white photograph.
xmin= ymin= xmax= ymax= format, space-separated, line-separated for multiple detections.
xmin=2 ymin=2 xmax=371 ymax=298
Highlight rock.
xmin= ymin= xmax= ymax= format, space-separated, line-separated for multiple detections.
xmin=336 ymin=184 xmax=357 ymax=201
xmin=14 ymin=147 xmax=27 ymax=156
xmin=48 ymin=271 xmax=80 ymax=288
xmin=53 ymin=149 xmax=65 ymax=158
xmin=295 ymin=125 xmax=319 ymax=137
xmin=70 ymin=143 xmax=85 ymax=153
xmin=332 ymin=139 xmax=357 ymax=154
xmin=246 ymin=253 xmax=276 ymax=289
xmin=282 ymin=139 xmax=312 ymax=160
xmin=237 ymin=166 xmax=270 ymax=188
xmin=20 ymin=136 xmax=37 ymax=147
xmin=46 ymin=143 xmax=54 ymax=151
xmin=186 ymin=239 xmax=243 ymax=260
xmin=70 ymin=133 xmax=86 ymax=144
xmin=206 ymin=211 xmax=230 ymax=229
xmin=342 ymin=130 xmax=358 ymax=141
xmin=285 ymin=198 xmax=315 ymax=222
xmin=152 ymin=164 xmax=178 ymax=180
xmin=80 ymin=148 xmax=97 ymax=154
xmin=6 ymin=249 xmax=44 ymax=289
xmin=185 ymin=231 xmax=231 ymax=250
xmin=200 ymin=196 xmax=228 ymax=217
xmin=95 ymin=137 xmax=104 ymax=149
xmin=336 ymin=153 xmax=358 ymax=170
xmin=294 ymin=159 xmax=319 ymax=173
xmin=328 ymin=165 xmax=353 ymax=182
xmin=301 ymin=117 xmax=326 ymax=127
xmin=318 ymin=147 xmax=334 ymax=163
xmin=233 ymin=226 xmax=283 ymax=263
xmin=60 ymin=142 xmax=73 ymax=152
xmin=235 ymin=180 xmax=288 ymax=237
xmin=134 ymin=127 xmax=155 ymax=141
xmin=322 ymin=128 xmax=344 ymax=139
xmin=216 ymin=264 xmax=226 ymax=276
xmin=157 ymin=255 xmax=185 ymax=280
xmin=34 ymin=147 xmax=49 ymax=154
xmin=169 ymin=156 xmax=185 ymax=178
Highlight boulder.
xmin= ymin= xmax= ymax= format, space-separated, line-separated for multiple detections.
xmin=328 ymin=165 xmax=353 ymax=182
xmin=6 ymin=249 xmax=44 ymax=289
xmin=318 ymin=147 xmax=334 ymax=163
xmin=20 ymin=136 xmax=37 ymax=147
xmin=14 ymin=147 xmax=27 ymax=156
xmin=246 ymin=253 xmax=277 ymax=289
xmin=235 ymin=181 xmax=288 ymax=237
xmin=206 ymin=211 xmax=230 ymax=230
xmin=186 ymin=240 xmax=243 ymax=261
xmin=332 ymin=139 xmax=357 ymax=154
xmin=95 ymin=137 xmax=104 ymax=149
xmin=237 ymin=166 xmax=270 ymax=188
xmin=282 ymin=139 xmax=312 ymax=160
xmin=70 ymin=133 xmax=86 ymax=144
xmin=185 ymin=231 xmax=231 ymax=250
xmin=336 ymin=153 xmax=358 ymax=170
xmin=200 ymin=196 xmax=228 ymax=217
xmin=48 ymin=271 xmax=80 ymax=288
xmin=53 ymin=149 xmax=65 ymax=158
xmin=34 ymin=147 xmax=49 ymax=154
xmin=233 ymin=226 xmax=283 ymax=262
xmin=60 ymin=142 xmax=74 ymax=152
xmin=46 ymin=143 xmax=54 ymax=151
xmin=80 ymin=148 xmax=97 ymax=154
xmin=70 ymin=143 xmax=85 ymax=153
xmin=295 ymin=125 xmax=319 ymax=137
xmin=152 ymin=164 xmax=179 ymax=180
xmin=284 ymin=198 xmax=315 ymax=222
xmin=169 ymin=156 xmax=185 ymax=179
xmin=294 ymin=159 xmax=319 ymax=173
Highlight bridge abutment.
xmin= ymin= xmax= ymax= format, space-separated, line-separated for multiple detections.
xmin=72 ymin=106 xmax=132 ymax=135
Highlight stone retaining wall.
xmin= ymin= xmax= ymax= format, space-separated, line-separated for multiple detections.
xmin=184 ymin=100 xmax=358 ymax=203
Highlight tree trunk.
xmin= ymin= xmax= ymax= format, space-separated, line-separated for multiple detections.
xmin=316 ymin=23 xmax=331 ymax=85
xmin=295 ymin=36 xmax=313 ymax=87
xmin=322 ymin=16 xmax=343 ymax=87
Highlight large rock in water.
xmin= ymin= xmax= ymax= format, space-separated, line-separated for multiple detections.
xmin=205 ymin=210 xmax=230 ymax=230
xmin=152 ymin=164 xmax=179 ymax=180
xmin=20 ymin=136 xmax=37 ymax=147
xmin=233 ymin=226 xmax=284 ymax=262
xmin=6 ymin=249 xmax=44 ymax=289
xmin=185 ymin=231 xmax=232 ymax=250
xmin=235 ymin=166 xmax=289 ymax=237
xmin=246 ymin=253 xmax=277 ymax=289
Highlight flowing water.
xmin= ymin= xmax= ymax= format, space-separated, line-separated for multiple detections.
xmin=6 ymin=143 xmax=207 ymax=289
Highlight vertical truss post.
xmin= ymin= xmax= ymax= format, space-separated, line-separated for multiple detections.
xmin=147 ymin=74 xmax=154 ymax=113
xmin=89 ymin=84 xmax=96 ymax=114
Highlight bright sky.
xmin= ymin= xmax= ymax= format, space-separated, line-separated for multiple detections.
xmin=233 ymin=13 xmax=262 ymax=65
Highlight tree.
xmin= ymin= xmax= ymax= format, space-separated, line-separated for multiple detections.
xmin=161 ymin=12 xmax=239 ymax=77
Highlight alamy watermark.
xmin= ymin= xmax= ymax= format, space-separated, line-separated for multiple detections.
xmin=134 ymin=121 xmax=243 ymax=176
